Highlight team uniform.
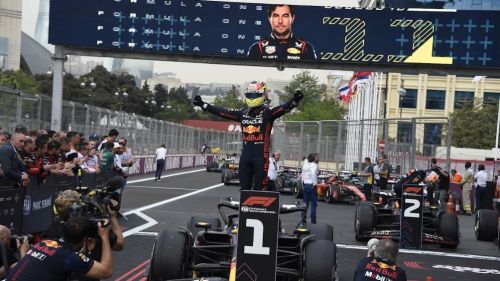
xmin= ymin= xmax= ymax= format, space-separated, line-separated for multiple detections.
xmin=247 ymin=34 xmax=317 ymax=60
xmin=6 ymin=240 xmax=94 ymax=281
xmin=353 ymin=257 xmax=407 ymax=281
xmin=201 ymin=101 xmax=297 ymax=190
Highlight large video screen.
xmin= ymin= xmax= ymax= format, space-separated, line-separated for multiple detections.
xmin=49 ymin=0 xmax=500 ymax=70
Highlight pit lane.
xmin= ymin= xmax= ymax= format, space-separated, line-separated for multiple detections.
xmin=109 ymin=168 xmax=500 ymax=281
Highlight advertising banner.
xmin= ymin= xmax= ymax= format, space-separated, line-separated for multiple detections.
xmin=236 ymin=190 xmax=280 ymax=281
xmin=49 ymin=0 xmax=500 ymax=71
xmin=0 ymin=187 xmax=25 ymax=234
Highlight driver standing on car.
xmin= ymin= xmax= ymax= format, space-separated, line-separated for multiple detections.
xmin=193 ymin=82 xmax=303 ymax=190
xmin=267 ymin=151 xmax=281 ymax=191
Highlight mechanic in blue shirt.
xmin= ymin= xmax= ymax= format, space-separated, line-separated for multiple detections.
xmin=6 ymin=216 xmax=113 ymax=281
xmin=353 ymin=239 xmax=407 ymax=281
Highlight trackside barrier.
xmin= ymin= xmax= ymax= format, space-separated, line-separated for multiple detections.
xmin=0 ymin=154 xmax=215 ymax=234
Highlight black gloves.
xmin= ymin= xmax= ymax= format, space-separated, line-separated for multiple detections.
xmin=193 ymin=95 xmax=204 ymax=107
xmin=293 ymin=90 xmax=304 ymax=103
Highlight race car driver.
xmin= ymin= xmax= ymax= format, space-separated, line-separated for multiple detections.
xmin=247 ymin=4 xmax=317 ymax=60
xmin=193 ymin=82 xmax=303 ymax=190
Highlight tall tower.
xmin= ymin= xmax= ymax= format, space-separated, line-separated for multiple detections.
xmin=34 ymin=0 xmax=52 ymax=52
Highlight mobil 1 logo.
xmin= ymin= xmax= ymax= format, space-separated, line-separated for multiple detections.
xmin=400 ymin=184 xmax=424 ymax=249
xmin=237 ymin=190 xmax=280 ymax=281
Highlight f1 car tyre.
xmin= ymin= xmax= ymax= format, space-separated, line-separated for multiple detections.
xmin=474 ymin=209 xmax=498 ymax=241
xmin=148 ymin=230 xmax=189 ymax=281
xmin=188 ymin=216 xmax=222 ymax=238
xmin=325 ymin=184 xmax=341 ymax=203
xmin=294 ymin=181 xmax=304 ymax=199
xmin=224 ymin=170 xmax=233 ymax=185
xmin=206 ymin=162 xmax=217 ymax=172
xmin=309 ymin=224 xmax=334 ymax=241
xmin=304 ymin=239 xmax=336 ymax=281
xmin=355 ymin=205 xmax=376 ymax=241
xmin=438 ymin=212 xmax=459 ymax=248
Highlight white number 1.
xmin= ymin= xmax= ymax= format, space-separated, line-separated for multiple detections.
xmin=243 ymin=219 xmax=269 ymax=255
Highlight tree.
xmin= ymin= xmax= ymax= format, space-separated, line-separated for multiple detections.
xmin=282 ymin=70 xmax=345 ymax=121
xmin=214 ymin=85 xmax=245 ymax=109
xmin=284 ymin=70 xmax=324 ymax=111
xmin=286 ymin=97 xmax=346 ymax=121
xmin=0 ymin=69 xmax=39 ymax=93
xmin=450 ymin=100 xmax=497 ymax=149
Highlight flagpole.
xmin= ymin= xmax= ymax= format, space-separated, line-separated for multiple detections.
xmin=495 ymin=98 xmax=500 ymax=161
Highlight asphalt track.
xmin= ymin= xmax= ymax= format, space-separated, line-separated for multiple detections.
xmin=109 ymin=168 xmax=500 ymax=281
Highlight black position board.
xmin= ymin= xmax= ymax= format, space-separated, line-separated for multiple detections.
xmin=237 ymin=190 xmax=280 ymax=281
xmin=400 ymin=184 xmax=424 ymax=249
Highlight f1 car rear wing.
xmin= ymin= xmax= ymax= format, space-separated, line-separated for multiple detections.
xmin=217 ymin=197 xmax=306 ymax=225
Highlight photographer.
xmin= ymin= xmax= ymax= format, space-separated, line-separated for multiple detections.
xmin=43 ymin=181 xmax=124 ymax=281
xmin=6 ymin=217 xmax=113 ymax=281
xmin=0 ymin=225 xmax=29 ymax=279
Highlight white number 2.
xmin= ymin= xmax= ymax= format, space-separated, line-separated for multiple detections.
xmin=243 ymin=219 xmax=269 ymax=255
xmin=404 ymin=199 xmax=421 ymax=218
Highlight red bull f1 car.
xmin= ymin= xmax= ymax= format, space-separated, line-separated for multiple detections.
xmin=147 ymin=198 xmax=338 ymax=281
xmin=354 ymin=170 xmax=460 ymax=248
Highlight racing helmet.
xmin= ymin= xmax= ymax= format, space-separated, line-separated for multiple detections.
xmin=245 ymin=81 xmax=267 ymax=107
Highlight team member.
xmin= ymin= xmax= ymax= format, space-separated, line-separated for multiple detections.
xmin=155 ymin=144 xmax=167 ymax=181
xmin=301 ymin=153 xmax=319 ymax=225
xmin=267 ymin=151 xmax=281 ymax=191
xmin=6 ymin=216 xmax=113 ymax=281
xmin=430 ymin=158 xmax=450 ymax=210
xmin=378 ymin=155 xmax=390 ymax=190
xmin=360 ymin=157 xmax=374 ymax=200
xmin=474 ymin=164 xmax=488 ymax=211
xmin=353 ymin=239 xmax=407 ymax=281
xmin=459 ymin=161 xmax=474 ymax=215
xmin=193 ymin=82 xmax=303 ymax=190
xmin=247 ymin=4 xmax=317 ymax=60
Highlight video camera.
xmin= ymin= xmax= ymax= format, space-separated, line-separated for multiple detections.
xmin=9 ymin=234 xmax=34 ymax=249
xmin=70 ymin=176 xmax=124 ymax=237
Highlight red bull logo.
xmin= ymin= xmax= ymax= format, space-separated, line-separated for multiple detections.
xmin=243 ymin=125 xmax=260 ymax=134
xmin=43 ymin=240 xmax=60 ymax=248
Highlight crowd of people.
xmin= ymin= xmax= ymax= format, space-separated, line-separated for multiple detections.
xmin=0 ymin=125 xmax=135 ymax=280
xmin=0 ymin=125 xmax=136 ymax=189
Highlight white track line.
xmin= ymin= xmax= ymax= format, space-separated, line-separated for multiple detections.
xmin=123 ymin=211 xmax=158 ymax=238
xmin=123 ymin=183 xmax=224 ymax=215
xmin=126 ymin=168 xmax=205 ymax=184
xmin=127 ymin=185 xmax=198 ymax=191
xmin=337 ymin=244 xmax=500 ymax=261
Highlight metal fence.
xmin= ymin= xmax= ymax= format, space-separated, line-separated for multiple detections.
xmin=274 ymin=118 xmax=453 ymax=175
xmin=0 ymin=85 xmax=460 ymax=176
xmin=0 ymin=85 xmax=240 ymax=155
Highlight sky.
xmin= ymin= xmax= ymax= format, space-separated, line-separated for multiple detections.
xmin=21 ymin=0 xmax=356 ymax=84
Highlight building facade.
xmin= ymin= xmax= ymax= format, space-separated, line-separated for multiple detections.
xmin=0 ymin=0 xmax=22 ymax=70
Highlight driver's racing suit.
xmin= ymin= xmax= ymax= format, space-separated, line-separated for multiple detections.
xmin=201 ymin=100 xmax=298 ymax=190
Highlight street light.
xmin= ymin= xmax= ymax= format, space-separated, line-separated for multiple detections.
xmin=115 ymin=88 xmax=128 ymax=112
xmin=145 ymin=97 xmax=157 ymax=116
xmin=80 ymin=77 xmax=97 ymax=89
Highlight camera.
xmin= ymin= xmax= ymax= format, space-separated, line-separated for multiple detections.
xmin=9 ymin=234 xmax=34 ymax=249
xmin=69 ymin=176 xmax=124 ymax=237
